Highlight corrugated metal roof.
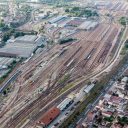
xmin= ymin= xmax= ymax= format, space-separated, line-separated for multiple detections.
xmin=84 ymin=84 xmax=94 ymax=93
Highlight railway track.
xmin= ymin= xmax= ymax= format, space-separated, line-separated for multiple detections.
xmin=4 ymin=84 xmax=61 ymax=128
xmin=1 ymin=23 xmax=124 ymax=128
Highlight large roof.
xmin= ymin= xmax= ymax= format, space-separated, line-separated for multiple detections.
xmin=78 ymin=21 xmax=98 ymax=30
xmin=0 ymin=42 xmax=36 ymax=58
xmin=38 ymin=107 xmax=60 ymax=126
xmin=15 ymin=35 xmax=38 ymax=43
xmin=66 ymin=19 xmax=85 ymax=26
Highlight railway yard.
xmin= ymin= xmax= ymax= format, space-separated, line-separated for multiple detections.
xmin=0 ymin=0 xmax=128 ymax=128
xmin=0 ymin=21 xmax=123 ymax=128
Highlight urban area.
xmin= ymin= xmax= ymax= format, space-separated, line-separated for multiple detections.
xmin=0 ymin=0 xmax=128 ymax=128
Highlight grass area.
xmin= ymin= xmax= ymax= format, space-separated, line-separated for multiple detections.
xmin=122 ymin=29 xmax=128 ymax=42
xmin=119 ymin=26 xmax=128 ymax=55
xmin=59 ymin=53 xmax=128 ymax=128
xmin=121 ymin=39 xmax=128 ymax=55
xmin=58 ymin=74 xmax=70 ymax=84
xmin=120 ymin=46 xmax=128 ymax=55
xmin=59 ymin=83 xmax=74 ymax=94
xmin=58 ymin=74 xmax=75 ymax=94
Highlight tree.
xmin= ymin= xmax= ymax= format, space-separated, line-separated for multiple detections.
xmin=65 ymin=8 xmax=70 ymax=13
xmin=71 ymin=7 xmax=80 ymax=12
xmin=59 ymin=38 xmax=74 ymax=44
xmin=0 ymin=19 xmax=5 ymax=28
xmin=118 ymin=116 xmax=128 ymax=125
xmin=2 ymin=28 xmax=15 ymax=42
xmin=2 ymin=33 xmax=10 ymax=42
xmin=104 ymin=116 xmax=114 ymax=122
xmin=13 ymin=32 xmax=24 ymax=38
xmin=3 ymin=90 xmax=7 ymax=95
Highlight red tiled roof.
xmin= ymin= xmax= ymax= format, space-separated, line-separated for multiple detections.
xmin=38 ymin=107 xmax=60 ymax=126
xmin=112 ymin=123 xmax=122 ymax=128
xmin=110 ymin=96 xmax=122 ymax=104
xmin=87 ymin=112 xmax=94 ymax=122
xmin=102 ymin=111 xmax=112 ymax=116
xmin=76 ymin=124 xmax=82 ymax=128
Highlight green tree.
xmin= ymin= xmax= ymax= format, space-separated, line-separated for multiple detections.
xmin=3 ymin=90 xmax=7 ymax=95
xmin=65 ymin=8 xmax=70 ymax=13
xmin=0 ymin=19 xmax=5 ymax=28
xmin=2 ymin=33 xmax=10 ymax=42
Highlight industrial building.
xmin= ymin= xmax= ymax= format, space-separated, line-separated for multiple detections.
xmin=78 ymin=21 xmax=98 ymax=30
xmin=57 ymin=98 xmax=73 ymax=111
xmin=37 ymin=107 xmax=61 ymax=127
xmin=94 ymin=1 xmax=111 ymax=9
xmin=0 ymin=35 xmax=44 ymax=58
xmin=49 ymin=16 xmax=67 ymax=24
xmin=0 ymin=57 xmax=14 ymax=69
xmin=66 ymin=18 xmax=86 ymax=27
xmin=0 ymin=57 xmax=17 ymax=78
xmin=35 ymin=13 xmax=48 ymax=21
xmin=0 ymin=42 xmax=36 ymax=58
xmin=15 ymin=35 xmax=44 ymax=46
xmin=84 ymin=84 xmax=95 ymax=94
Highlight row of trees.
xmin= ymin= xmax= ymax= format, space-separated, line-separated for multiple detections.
xmin=59 ymin=38 xmax=74 ymax=44
xmin=2 ymin=29 xmax=37 ymax=44
xmin=65 ymin=7 xmax=99 ymax=18
xmin=0 ymin=19 xmax=9 ymax=31
xmin=2 ymin=29 xmax=15 ymax=43
xmin=117 ymin=116 xmax=128 ymax=126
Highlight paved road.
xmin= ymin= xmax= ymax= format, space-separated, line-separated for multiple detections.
xmin=0 ymin=70 xmax=22 ymax=93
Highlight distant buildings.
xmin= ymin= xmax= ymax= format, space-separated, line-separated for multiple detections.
xmin=30 ymin=0 xmax=39 ymax=2
xmin=82 ymin=76 xmax=128 ymax=128
xmin=49 ymin=16 xmax=68 ymax=25
xmin=47 ymin=15 xmax=98 ymax=31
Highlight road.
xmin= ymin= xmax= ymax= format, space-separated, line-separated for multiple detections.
xmin=0 ymin=70 xmax=21 ymax=93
